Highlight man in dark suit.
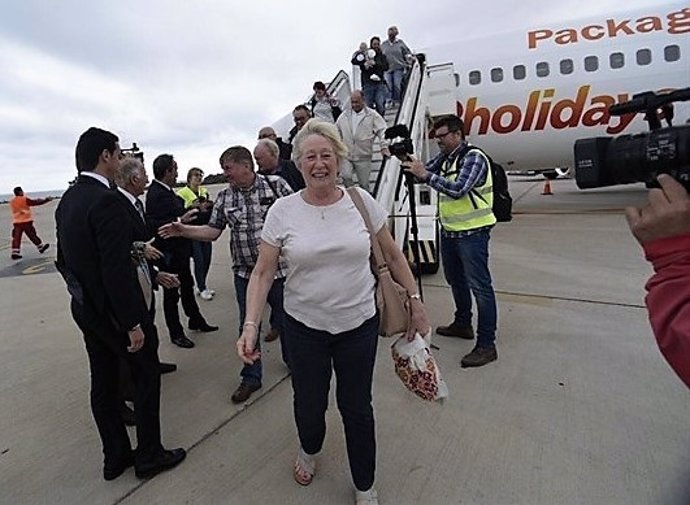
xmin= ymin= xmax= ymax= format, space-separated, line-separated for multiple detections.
xmin=55 ymin=127 xmax=185 ymax=481
xmin=114 ymin=156 xmax=179 ymax=425
xmin=145 ymin=154 xmax=218 ymax=348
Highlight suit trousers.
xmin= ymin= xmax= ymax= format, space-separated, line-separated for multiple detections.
xmin=162 ymin=249 xmax=203 ymax=338
xmin=72 ymin=299 xmax=163 ymax=467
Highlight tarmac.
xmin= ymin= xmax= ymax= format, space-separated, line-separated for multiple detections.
xmin=1 ymin=177 xmax=689 ymax=505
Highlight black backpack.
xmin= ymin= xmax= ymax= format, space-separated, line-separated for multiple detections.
xmin=456 ymin=145 xmax=513 ymax=223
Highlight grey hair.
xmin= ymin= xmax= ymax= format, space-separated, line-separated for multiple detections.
xmin=116 ymin=156 xmax=144 ymax=187
xmin=256 ymin=138 xmax=280 ymax=158
xmin=292 ymin=119 xmax=348 ymax=165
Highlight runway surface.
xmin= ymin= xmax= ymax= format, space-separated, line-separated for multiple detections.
xmin=2 ymin=177 xmax=688 ymax=505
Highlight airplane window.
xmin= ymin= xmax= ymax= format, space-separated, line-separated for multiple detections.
xmin=491 ymin=67 xmax=503 ymax=83
xmin=610 ymin=52 xmax=624 ymax=69
xmin=513 ymin=65 xmax=526 ymax=80
xmin=536 ymin=62 xmax=549 ymax=77
xmin=559 ymin=59 xmax=574 ymax=75
xmin=469 ymin=70 xmax=481 ymax=85
xmin=584 ymin=56 xmax=599 ymax=72
xmin=637 ymin=49 xmax=652 ymax=65
xmin=664 ymin=45 xmax=680 ymax=62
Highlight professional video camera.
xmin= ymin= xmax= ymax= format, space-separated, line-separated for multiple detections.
xmin=121 ymin=142 xmax=145 ymax=165
xmin=384 ymin=124 xmax=414 ymax=161
xmin=574 ymin=87 xmax=690 ymax=191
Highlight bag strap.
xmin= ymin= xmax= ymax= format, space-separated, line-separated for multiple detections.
xmin=347 ymin=187 xmax=388 ymax=275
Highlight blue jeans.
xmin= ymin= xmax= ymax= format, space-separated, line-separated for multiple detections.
xmin=441 ymin=229 xmax=497 ymax=348
xmin=191 ymin=240 xmax=212 ymax=292
xmin=285 ymin=312 xmax=378 ymax=492
xmin=362 ymin=82 xmax=386 ymax=115
xmin=384 ymin=68 xmax=405 ymax=102
xmin=233 ymin=275 xmax=288 ymax=385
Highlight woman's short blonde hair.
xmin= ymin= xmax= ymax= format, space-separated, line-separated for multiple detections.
xmin=292 ymin=119 xmax=348 ymax=166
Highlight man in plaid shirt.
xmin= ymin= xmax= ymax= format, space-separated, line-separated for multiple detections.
xmin=159 ymin=146 xmax=293 ymax=402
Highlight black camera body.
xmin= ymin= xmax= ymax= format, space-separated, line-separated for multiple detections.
xmin=574 ymin=88 xmax=690 ymax=191
xmin=121 ymin=142 xmax=145 ymax=165
xmin=385 ymin=124 xmax=414 ymax=161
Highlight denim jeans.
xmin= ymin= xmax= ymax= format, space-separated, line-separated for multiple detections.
xmin=362 ymin=82 xmax=386 ymax=115
xmin=233 ymin=275 xmax=288 ymax=385
xmin=441 ymin=229 xmax=497 ymax=348
xmin=191 ymin=240 xmax=212 ymax=292
xmin=285 ymin=312 xmax=378 ymax=492
xmin=384 ymin=68 xmax=405 ymax=102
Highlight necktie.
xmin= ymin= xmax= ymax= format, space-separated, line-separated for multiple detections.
xmin=135 ymin=199 xmax=146 ymax=222
xmin=136 ymin=261 xmax=153 ymax=310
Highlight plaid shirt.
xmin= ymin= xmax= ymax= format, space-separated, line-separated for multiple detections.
xmin=426 ymin=140 xmax=492 ymax=238
xmin=208 ymin=175 xmax=292 ymax=278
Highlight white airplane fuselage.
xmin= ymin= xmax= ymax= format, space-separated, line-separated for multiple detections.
xmin=425 ymin=3 xmax=690 ymax=173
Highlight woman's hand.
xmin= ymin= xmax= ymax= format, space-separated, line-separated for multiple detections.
xmin=236 ymin=326 xmax=261 ymax=364
xmin=406 ymin=298 xmax=431 ymax=342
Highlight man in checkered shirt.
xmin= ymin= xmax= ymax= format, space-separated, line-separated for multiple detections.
xmin=158 ymin=146 xmax=293 ymax=403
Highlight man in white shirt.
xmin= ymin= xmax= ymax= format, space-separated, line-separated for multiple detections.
xmin=335 ymin=90 xmax=390 ymax=192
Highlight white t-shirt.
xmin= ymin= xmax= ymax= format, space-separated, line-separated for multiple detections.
xmin=262 ymin=187 xmax=388 ymax=333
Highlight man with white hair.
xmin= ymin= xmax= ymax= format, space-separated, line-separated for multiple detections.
xmin=254 ymin=139 xmax=305 ymax=192
xmin=335 ymin=90 xmax=389 ymax=192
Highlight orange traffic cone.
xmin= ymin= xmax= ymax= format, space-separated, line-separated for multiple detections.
xmin=541 ymin=179 xmax=553 ymax=195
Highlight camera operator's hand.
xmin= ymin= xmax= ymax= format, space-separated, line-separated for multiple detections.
xmin=625 ymin=174 xmax=690 ymax=245
xmin=401 ymin=156 xmax=429 ymax=181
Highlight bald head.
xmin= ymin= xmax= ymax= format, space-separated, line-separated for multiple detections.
xmin=258 ymin=126 xmax=277 ymax=141
xmin=351 ymin=90 xmax=365 ymax=112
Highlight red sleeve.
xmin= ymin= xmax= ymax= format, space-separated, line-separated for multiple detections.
xmin=643 ymin=234 xmax=690 ymax=388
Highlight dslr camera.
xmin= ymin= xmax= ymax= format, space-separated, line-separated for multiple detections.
xmin=385 ymin=124 xmax=414 ymax=161
xmin=574 ymin=88 xmax=690 ymax=191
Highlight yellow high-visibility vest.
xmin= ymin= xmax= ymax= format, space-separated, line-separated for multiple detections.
xmin=438 ymin=149 xmax=496 ymax=232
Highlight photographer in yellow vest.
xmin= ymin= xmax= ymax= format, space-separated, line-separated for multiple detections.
xmin=402 ymin=115 xmax=498 ymax=368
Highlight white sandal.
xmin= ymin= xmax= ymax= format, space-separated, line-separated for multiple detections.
xmin=355 ymin=487 xmax=379 ymax=505
xmin=293 ymin=447 xmax=315 ymax=486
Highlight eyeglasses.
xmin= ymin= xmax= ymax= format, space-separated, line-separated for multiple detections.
xmin=294 ymin=116 xmax=309 ymax=123
xmin=434 ymin=130 xmax=456 ymax=140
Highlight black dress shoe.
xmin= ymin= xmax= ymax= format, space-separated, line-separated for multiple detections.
xmin=104 ymin=451 xmax=134 ymax=481
xmin=188 ymin=320 xmax=219 ymax=332
xmin=159 ymin=362 xmax=178 ymax=374
xmin=135 ymin=448 xmax=187 ymax=479
xmin=171 ymin=335 xmax=195 ymax=348
xmin=121 ymin=403 xmax=136 ymax=427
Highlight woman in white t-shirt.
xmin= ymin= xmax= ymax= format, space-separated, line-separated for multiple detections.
xmin=237 ymin=119 xmax=429 ymax=505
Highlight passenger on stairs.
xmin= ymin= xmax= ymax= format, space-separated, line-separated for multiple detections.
xmin=309 ymin=81 xmax=342 ymax=124
xmin=335 ymin=90 xmax=389 ymax=193
xmin=351 ymin=36 xmax=389 ymax=116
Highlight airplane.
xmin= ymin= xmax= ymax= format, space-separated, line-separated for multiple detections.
xmin=423 ymin=2 xmax=690 ymax=179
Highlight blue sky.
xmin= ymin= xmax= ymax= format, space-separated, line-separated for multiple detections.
xmin=0 ymin=0 xmax=668 ymax=193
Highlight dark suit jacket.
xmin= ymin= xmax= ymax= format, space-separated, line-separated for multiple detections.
xmin=259 ymin=159 xmax=306 ymax=192
xmin=55 ymin=175 xmax=145 ymax=336
xmin=144 ymin=179 xmax=190 ymax=259
xmin=115 ymin=190 xmax=158 ymax=283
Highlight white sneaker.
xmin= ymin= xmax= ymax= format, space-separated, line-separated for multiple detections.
xmin=355 ymin=488 xmax=378 ymax=505
xmin=207 ymin=288 xmax=216 ymax=295
xmin=200 ymin=289 xmax=214 ymax=301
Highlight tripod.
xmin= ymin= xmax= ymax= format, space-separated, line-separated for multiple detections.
xmin=404 ymin=170 xmax=424 ymax=299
